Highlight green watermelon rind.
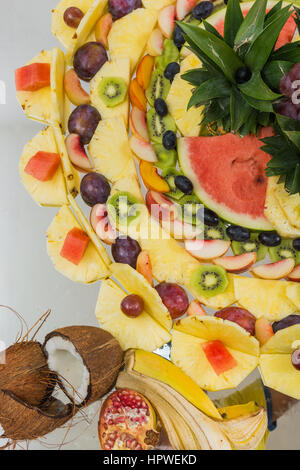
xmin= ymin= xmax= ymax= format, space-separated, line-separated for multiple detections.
xmin=178 ymin=138 xmax=274 ymax=231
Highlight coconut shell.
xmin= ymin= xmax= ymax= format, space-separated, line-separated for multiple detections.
xmin=0 ymin=341 xmax=55 ymax=407
xmin=43 ymin=326 xmax=123 ymax=407
xmin=0 ymin=390 xmax=74 ymax=441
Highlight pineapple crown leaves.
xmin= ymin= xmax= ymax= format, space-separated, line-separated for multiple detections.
xmin=178 ymin=0 xmax=300 ymax=136
xmin=262 ymin=113 xmax=300 ymax=194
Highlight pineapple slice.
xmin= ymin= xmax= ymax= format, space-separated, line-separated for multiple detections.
xmin=110 ymin=263 xmax=172 ymax=330
xmin=286 ymin=283 xmax=300 ymax=310
xmin=111 ymin=163 xmax=143 ymax=201
xmin=88 ymin=117 xmax=135 ymax=182
xmin=51 ymin=0 xmax=95 ymax=49
xmin=171 ymin=316 xmax=259 ymax=391
xmin=95 ymin=279 xmax=171 ymax=351
xmin=108 ymin=8 xmax=158 ymax=72
xmin=19 ymin=127 xmax=68 ymax=207
xmin=166 ymin=54 xmax=202 ymax=137
xmin=264 ymin=177 xmax=300 ymax=237
xmin=259 ymin=325 xmax=300 ymax=399
xmin=90 ymin=58 xmax=130 ymax=127
xmin=273 ymin=180 xmax=300 ymax=229
xmin=142 ymin=0 xmax=175 ymax=8
xmin=16 ymin=49 xmax=64 ymax=126
xmin=234 ymin=276 xmax=298 ymax=321
xmin=53 ymin=127 xmax=81 ymax=198
xmin=47 ymin=205 xmax=109 ymax=283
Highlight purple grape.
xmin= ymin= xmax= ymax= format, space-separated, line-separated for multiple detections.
xmin=80 ymin=173 xmax=111 ymax=207
xmin=68 ymin=105 xmax=101 ymax=144
xmin=291 ymin=349 xmax=300 ymax=371
xmin=121 ymin=294 xmax=144 ymax=318
xmin=155 ymin=283 xmax=189 ymax=319
xmin=63 ymin=7 xmax=84 ymax=28
xmin=276 ymin=99 xmax=300 ymax=121
xmin=74 ymin=42 xmax=107 ymax=81
xmin=108 ymin=0 xmax=141 ymax=19
xmin=272 ymin=314 xmax=300 ymax=334
xmin=111 ymin=236 xmax=141 ymax=268
xmin=279 ymin=74 xmax=293 ymax=97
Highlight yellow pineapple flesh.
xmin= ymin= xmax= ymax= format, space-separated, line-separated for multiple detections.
xmin=166 ymin=54 xmax=203 ymax=137
xmin=54 ymin=127 xmax=81 ymax=198
xmin=286 ymin=283 xmax=300 ymax=310
xmin=261 ymin=324 xmax=300 ymax=354
xmin=95 ymin=279 xmax=171 ymax=351
xmin=108 ymin=8 xmax=158 ymax=72
xmin=142 ymin=0 xmax=175 ymax=8
xmin=20 ymin=127 xmax=68 ymax=207
xmin=51 ymin=47 xmax=66 ymax=128
xmin=273 ymin=180 xmax=300 ymax=229
xmin=90 ymin=58 xmax=130 ymax=127
xmin=47 ymin=205 xmax=109 ymax=283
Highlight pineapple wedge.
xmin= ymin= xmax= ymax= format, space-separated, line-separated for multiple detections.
xmin=166 ymin=54 xmax=202 ymax=137
xmin=51 ymin=0 xmax=95 ymax=49
xmin=273 ymin=180 xmax=300 ymax=229
xmin=259 ymin=325 xmax=300 ymax=399
xmin=88 ymin=116 xmax=135 ymax=182
xmin=95 ymin=279 xmax=171 ymax=351
xmin=111 ymin=263 xmax=172 ymax=330
xmin=286 ymin=282 xmax=300 ymax=310
xmin=53 ymin=127 xmax=81 ymax=198
xmin=108 ymin=8 xmax=158 ymax=72
xmin=19 ymin=127 xmax=68 ymax=207
xmin=171 ymin=316 xmax=259 ymax=392
xmin=16 ymin=49 xmax=65 ymax=127
xmin=234 ymin=276 xmax=298 ymax=321
xmin=142 ymin=0 xmax=175 ymax=8
xmin=47 ymin=205 xmax=109 ymax=283
xmin=264 ymin=176 xmax=300 ymax=237
xmin=111 ymin=163 xmax=143 ymax=201
xmin=90 ymin=58 xmax=130 ymax=127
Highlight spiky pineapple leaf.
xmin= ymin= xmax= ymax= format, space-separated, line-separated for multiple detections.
xmin=234 ymin=0 xmax=267 ymax=52
xmin=265 ymin=0 xmax=283 ymax=21
xmin=271 ymin=41 xmax=300 ymax=62
xmin=187 ymin=77 xmax=231 ymax=109
xmin=238 ymin=71 xmax=281 ymax=100
xmin=202 ymin=20 xmax=224 ymax=40
xmin=182 ymin=68 xmax=213 ymax=86
xmin=224 ymin=0 xmax=243 ymax=47
xmin=263 ymin=60 xmax=294 ymax=90
xmin=241 ymin=93 xmax=274 ymax=112
xmin=230 ymin=87 xmax=252 ymax=132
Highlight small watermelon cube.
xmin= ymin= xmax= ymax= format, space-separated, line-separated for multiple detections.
xmin=15 ymin=63 xmax=51 ymax=92
xmin=60 ymin=228 xmax=90 ymax=265
xmin=202 ymin=340 xmax=237 ymax=376
xmin=24 ymin=151 xmax=60 ymax=181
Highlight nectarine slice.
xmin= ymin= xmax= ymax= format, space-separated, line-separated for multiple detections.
xmin=137 ymin=250 xmax=153 ymax=286
xmin=95 ymin=13 xmax=112 ymax=48
xmin=129 ymin=78 xmax=147 ymax=112
xmin=64 ymin=68 xmax=90 ymax=106
xmin=146 ymin=190 xmax=178 ymax=222
xmin=130 ymin=136 xmax=157 ymax=162
xmin=158 ymin=5 xmax=176 ymax=38
xmin=213 ymin=252 xmax=257 ymax=273
xmin=136 ymin=55 xmax=154 ymax=90
xmin=251 ymin=258 xmax=295 ymax=280
xmin=147 ymin=29 xmax=164 ymax=56
xmin=287 ymin=264 xmax=300 ymax=282
xmin=65 ymin=134 xmax=93 ymax=172
xmin=255 ymin=318 xmax=274 ymax=346
xmin=187 ymin=300 xmax=207 ymax=317
xmin=130 ymin=107 xmax=150 ymax=142
xmin=176 ymin=0 xmax=197 ymax=20
xmin=185 ymin=239 xmax=231 ymax=260
xmin=90 ymin=203 xmax=116 ymax=245
xmin=139 ymin=160 xmax=170 ymax=192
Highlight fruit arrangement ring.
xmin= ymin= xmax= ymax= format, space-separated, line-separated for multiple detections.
xmin=16 ymin=0 xmax=300 ymax=400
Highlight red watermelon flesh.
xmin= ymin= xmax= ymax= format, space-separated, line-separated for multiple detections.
xmin=178 ymin=128 xmax=274 ymax=230
xmin=202 ymin=340 xmax=238 ymax=376
xmin=24 ymin=151 xmax=60 ymax=181
xmin=15 ymin=63 xmax=51 ymax=92
xmin=215 ymin=9 xmax=296 ymax=50
xmin=60 ymin=228 xmax=90 ymax=265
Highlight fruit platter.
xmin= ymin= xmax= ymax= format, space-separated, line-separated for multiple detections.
xmin=10 ymin=0 xmax=300 ymax=450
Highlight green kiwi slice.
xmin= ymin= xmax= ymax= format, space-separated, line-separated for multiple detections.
xmin=162 ymin=168 xmax=184 ymax=201
xmin=177 ymin=194 xmax=203 ymax=226
xmin=155 ymin=39 xmax=179 ymax=70
xmin=269 ymin=239 xmax=300 ymax=265
xmin=107 ymin=191 xmax=141 ymax=227
xmin=232 ymin=234 xmax=267 ymax=262
xmin=146 ymin=69 xmax=171 ymax=106
xmin=146 ymin=108 xmax=176 ymax=143
xmin=98 ymin=77 xmax=127 ymax=107
xmin=190 ymin=265 xmax=229 ymax=298
xmin=153 ymin=144 xmax=177 ymax=170
xmin=204 ymin=221 xmax=228 ymax=240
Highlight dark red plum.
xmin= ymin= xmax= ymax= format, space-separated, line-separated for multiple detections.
xmin=108 ymin=0 xmax=141 ymax=19
xmin=74 ymin=42 xmax=107 ymax=81
xmin=215 ymin=307 xmax=256 ymax=335
xmin=112 ymin=237 xmax=141 ymax=269
xmin=68 ymin=105 xmax=101 ymax=144
xmin=80 ymin=173 xmax=111 ymax=207
xmin=272 ymin=315 xmax=300 ymax=334
xmin=155 ymin=283 xmax=189 ymax=319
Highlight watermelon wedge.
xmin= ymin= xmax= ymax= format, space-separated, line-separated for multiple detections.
xmin=15 ymin=63 xmax=51 ymax=92
xmin=60 ymin=228 xmax=90 ymax=265
xmin=178 ymin=128 xmax=274 ymax=230
xmin=202 ymin=340 xmax=238 ymax=376
xmin=24 ymin=151 xmax=60 ymax=182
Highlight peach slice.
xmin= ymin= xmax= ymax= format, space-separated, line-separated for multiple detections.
xmin=136 ymin=55 xmax=155 ymax=90
xmin=287 ymin=264 xmax=300 ymax=282
xmin=129 ymin=107 xmax=150 ymax=142
xmin=146 ymin=189 xmax=178 ymax=222
xmin=184 ymin=239 xmax=231 ymax=260
xmin=251 ymin=258 xmax=295 ymax=280
xmin=158 ymin=5 xmax=176 ymax=38
xmin=90 ymin=203 xmax=116 ymax=245
xmin=140 ymin=160 xmax=170 ymax=193
xmin=65 ymin=134 xmax=93 ymax=172
xmin=164 ymin=219 xmax=202 ymax=240
xmin=129 ymin=78 xmax=147 ymax=112
xmin=130 ymin=136 xmax=158 ymax=162
xmin=64 ymin=69 xmax=90 ymax=106
xmin=187 ymin=300 xmax=207 ymax=317
xmin=213 ymin=252 xmax=257 ymax=274
xmin=95 ymin=13 xmax=113 ymax=48
xmin=176 ymin=0 xmax=198 ymax=20
xmin=255 ymin=318 xmax=274 ymax=346
xmin=137 ymin=250 xmax=153 ymax=286
xmin=147 ymin=28 xmax=164 ymax=56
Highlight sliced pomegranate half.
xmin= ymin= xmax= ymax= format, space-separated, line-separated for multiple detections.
xmin=98 ymin=388 xmax=158 ymax=450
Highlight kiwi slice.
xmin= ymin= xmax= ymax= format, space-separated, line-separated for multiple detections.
xmin=190 ymin=265 xmax=229 ymax=298
xmin=98 ymin=77 xmax=127 ymax=107
xmin=153 ymin=144 xmax=177 ymax=170
xmin=146 ymin=69 xmax=171 ymax=106
xmin=232 ymin=234 xmax=267 ymax=262
xmin=155 ymin=39 xmax=179 ymax=70
xmin=162 ymin=168 xmax=184 ymax=201
xmin=146 ymin=108 xmax=176 ymax=143
xmin=107 ymin=191 xmax=141 ymax=227
xmin=177 ymin=194 xmax=203 ymax=226
xmin=204 ymin=221 xmax=228 ymax=240
xmin=269 ymin=239 xmax=300 ymax=264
